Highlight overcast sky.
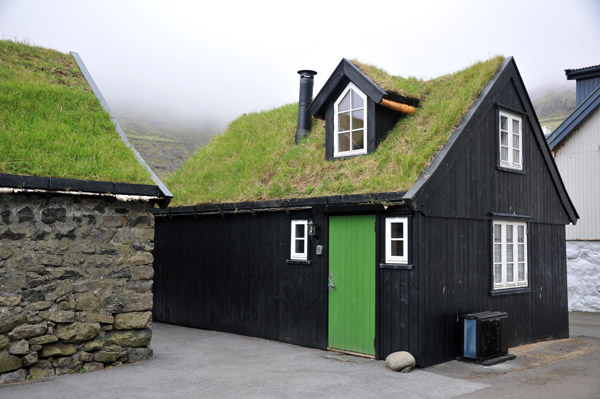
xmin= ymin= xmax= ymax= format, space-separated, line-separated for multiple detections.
xmin=1 ymin=0 xmax=599 ymax=132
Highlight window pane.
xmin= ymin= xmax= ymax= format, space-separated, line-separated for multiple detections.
xmin=391 ymin=222 xmax=404 ymax=239
xmin=494 ymin=264 xmax=502 ymax=283
xmin=512 ymin=119 xmax=519 ymax=134
xmin=518 ymin=263 xmax=525 ymax=281
xmin=518 ymin=243 xmax=524 ymax=262
xmin=506 ymin=225 xmax=513 ymax=242
xmin=513 ymin=149 xmax=520 ymax=164
xmin=494 ymin=224 xmax=501 ymax=243
xmin=295 ymin=224 xmax=305 ymax=238
xmin=338 ymin=132 xmax=350 ymax=152
xmin=352 ymin=130 xmax=364 ymax=150
xmin=338 ymin=112 xmax=350 ymax=131
xmin=391 ymin=240 xmax=404 ymax=257
xmin=501 ymin=116 xmax=508 ymax=131
xmin=512 ymin=134 xmax=520 ymax=149
xmin=494 ymin=244 xmax=502 ymax=263
xmin=352 ymin=109 xmax=364 ymax=129
xmin=507 ymin=244 xmax=513 ymax=262
xmin=339 ymin=92 xmax=350 ymax=111
xmin=501 ymin=131 xmax=508 ymax=146
xmin=501 ymin=147 xmax=508 ymax=162
xmin=507 ymin=263 xmax=514 ymax=282
xmin=518 ymin=226 xmax=524 ymax=243
xmin=295 ymin=239 xmax=304 ymax=254
xmin=351 ymin=89 xmax=364 ymax=108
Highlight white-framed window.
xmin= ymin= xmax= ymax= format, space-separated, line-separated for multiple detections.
xmin=334 ymin=82 xmax=367 ymax=158
xmin=499 ymin=111 xmax=523 ymax=170
xmin=385 ymin=217 xmax=408 ymax=264
xmin=290 ymin=220 xmax=308 ymax=260
xmin=493 ymin=220 xmax=528 ymax=290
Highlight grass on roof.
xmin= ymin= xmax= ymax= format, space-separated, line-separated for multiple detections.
xmin=166 ymin=56 xmax=504 ymax=206
xmin=0 ymin=40 xmax=153 ymax=185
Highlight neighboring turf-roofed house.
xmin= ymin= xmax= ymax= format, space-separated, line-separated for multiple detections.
xmin=547 ymin=64 xmax=600 ymax=312
xmin=154 ymin=57 xmax=577 ymax=366
xmin=0 ymin=41 xmax=171 ymax=383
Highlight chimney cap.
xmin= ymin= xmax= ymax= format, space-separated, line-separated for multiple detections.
xmin=298 ymin=70 xmax=317 ymax=78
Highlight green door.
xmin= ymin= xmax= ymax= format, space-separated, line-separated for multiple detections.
xmin=328 ymin=215 xmax=376 ymax=356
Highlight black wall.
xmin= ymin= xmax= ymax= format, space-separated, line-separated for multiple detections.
xmin=411 ymin=60 xmax=571 ymax=366
xmin=153 ymin=210 xmax=329 ymax=349
xmin=417 ymin=216 xmax=568 ymax=366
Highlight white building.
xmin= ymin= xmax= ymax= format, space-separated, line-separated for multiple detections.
xmin=548 ymin=64 xmax=600 ymax=312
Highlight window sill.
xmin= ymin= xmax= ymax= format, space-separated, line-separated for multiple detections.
xmin=286 ymin=259 xmax=311 ymax=265
xmin=496 ymin=165 xmax=525 ymax=175
xmin=379 ymin=263 xmax=413 ymax=270
xmin=489 ymin=286 xmax=531 ymax=296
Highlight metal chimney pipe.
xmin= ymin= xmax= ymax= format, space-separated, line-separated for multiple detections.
xmin=296 ymin=69 xmax=317 ymax=144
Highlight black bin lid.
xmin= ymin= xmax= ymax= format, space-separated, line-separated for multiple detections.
xmin=463 ymin=311 xmax=508 ymax=321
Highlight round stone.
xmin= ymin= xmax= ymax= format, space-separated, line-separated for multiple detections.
xmin=385 ymin=351 xmax=416 ymax=372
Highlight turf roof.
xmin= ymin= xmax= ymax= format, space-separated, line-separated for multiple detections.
xmin=166 ymin=56 xmax=504 ymax=206
xmin=0 ymin=40 xmax=153 ymax=185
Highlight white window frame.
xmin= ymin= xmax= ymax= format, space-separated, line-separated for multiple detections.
xmin=493 ymin=220 xmax=528 ymax=290
xmin=290 ymin=220 xmax=308 ymax=260
xmin=333 ymin=82 xmax=368 ymax=158
xmin=498 ymin=110 xmax=523 ymax=170
xmin=385 ymin=217 xmax=408 ymax=264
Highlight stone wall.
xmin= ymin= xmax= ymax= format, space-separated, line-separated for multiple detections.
xmin=567 ymin=240 xmax=600 ymax=312
xmin=0 ymin=193 xmax=155 ymax=384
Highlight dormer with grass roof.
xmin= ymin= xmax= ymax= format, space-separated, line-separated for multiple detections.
xmin=308 ymin=59 xmax=420 ymax=159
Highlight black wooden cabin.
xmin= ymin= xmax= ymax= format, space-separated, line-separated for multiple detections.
xmin=153 ymin=58 xmax=577 ymax=366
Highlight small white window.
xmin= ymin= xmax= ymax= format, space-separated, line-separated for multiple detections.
xmin=493 ymin=221 xmax=528 ymax=290
xmin=499 ymin=111 xmax=523 ymax=170
xmin=385 ymin=217 xmax=408 ymax=264
xmin=334 ymin=82 xmax=367 ymax=158
xmin=290 ymin=220 xmax=308 ymax=260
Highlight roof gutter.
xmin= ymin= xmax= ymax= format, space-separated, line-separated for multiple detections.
xmin=70 ymin=52 xmax=173 ymax=208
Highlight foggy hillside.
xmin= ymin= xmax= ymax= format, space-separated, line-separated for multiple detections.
xmin=531 ymin=87 xmax=576 ymax=131
xmin=113 ymin=107 xmax=222 ymax=179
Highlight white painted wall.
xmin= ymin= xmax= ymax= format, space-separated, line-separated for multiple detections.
xmin=567 ymin=241 xmax=600 ymax=312
xmin=554 ymin=107 xmax=600 ymax=240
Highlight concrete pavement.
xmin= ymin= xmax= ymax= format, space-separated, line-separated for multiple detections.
xmin=1 ymin=313 xmax=598 ymax=398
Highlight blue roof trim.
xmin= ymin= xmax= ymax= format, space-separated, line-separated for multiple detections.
xmin=70 ymin=52 xmax=172 ymax=207
xmin=547 ymin=85 xmax=600 ymax=150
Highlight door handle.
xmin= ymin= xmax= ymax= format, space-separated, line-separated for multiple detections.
xmin=328 ymin=273 xmax=335 ymax=290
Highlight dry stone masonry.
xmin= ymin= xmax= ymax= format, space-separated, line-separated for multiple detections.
xmin=0 ymin=193 xmax=155 ymax=384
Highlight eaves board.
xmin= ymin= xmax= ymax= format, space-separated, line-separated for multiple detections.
xmin=0 ymin=173 xmax=161 ymax=197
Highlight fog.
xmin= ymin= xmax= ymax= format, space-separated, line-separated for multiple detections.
xmin=1 ymin=0 xmax=598 ymax=135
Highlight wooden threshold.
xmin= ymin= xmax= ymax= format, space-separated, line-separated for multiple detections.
xmin=327 ymin=347 xmax=375 ymax=359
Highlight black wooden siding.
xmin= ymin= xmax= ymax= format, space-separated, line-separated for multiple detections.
xmin=417 ymin=216 xmax=568 ymax=366
xmin=414 ymin=61 xmax=571 ymax=226
xmin=153 ymin=210 xmax=329 ymax=349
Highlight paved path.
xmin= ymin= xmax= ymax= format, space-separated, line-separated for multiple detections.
xmin=2 ymin=313 xmax=599 ymax=398
xmin=0 ymin=322 xmax=487 ymax=399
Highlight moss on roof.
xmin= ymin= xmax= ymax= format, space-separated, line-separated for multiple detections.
xmin=166 ymin=56 xmax=504 ymax=206
xmin=0 ymin=40 xmax=153 ymax=185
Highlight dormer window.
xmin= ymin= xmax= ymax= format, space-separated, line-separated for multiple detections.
xmin=334 ymin=83 xmax=367 ymax=158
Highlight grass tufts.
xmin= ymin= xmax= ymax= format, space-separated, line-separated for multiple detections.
xmin=0 ymin=40 xmax=153 ymax=184
xmin=167 ymin=56 xmax=505 ymax=206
